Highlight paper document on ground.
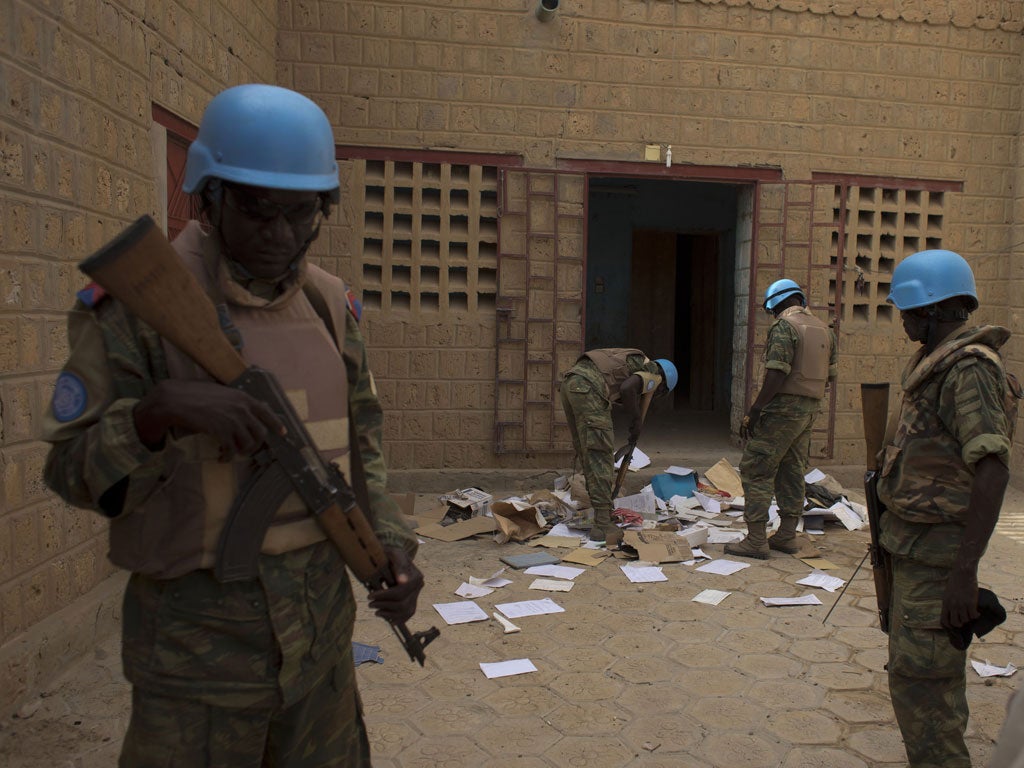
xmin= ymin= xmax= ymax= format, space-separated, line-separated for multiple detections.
xmin=468 ymin=568 xmax=512 ymax=588
xmin=760 ymin=594 xmax=823 ymax=607
xmin=692 ymin=491 xmax=722 ymax=515
xmin=705 ymin=459 xmax=744 ymax=498
xmin=666 ymin=466 xmax=695 ymax=476
xmin=529 ymin=578 xmax=574 ymax=592
xmin=832 ymin=503 xmax=866 ymax=531
xmin=705 ymin=528 xmax=745 ymax=544
xmin=696 ymin=559 xmax=751 ymax=576
xmin=620 ymin=565 xmax=668 ymax=583
xmin=495 ymin=598 xmax=565 ymax=619
xmin=492 ymin=613 xmax=520 ymax=634
xmin=616 ymin=490 xmax=657 ymax=517
xmin=615 ymin=446 xmax=651 ymax=471
xmin=804 ymin=468 xmax=826 ymax=483
xmin=970 ymin=660 xmax=1017 ymax=678
xmin=796 ymin=571 xmax=846 ymax=592
xmin=480 ymin=659 xmax=538 ymax=679
xmin=692 ymin=589 xmax=731 ymax=605
xmin=433 ymin=601 xmax=490 ymax=624
xmin=524 ymin=564 xmax=585 ymax=580
xmin=455 ymin=582 xmax=494 ymax=598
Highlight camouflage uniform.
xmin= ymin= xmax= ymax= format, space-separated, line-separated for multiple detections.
xmin=42 ymin=225 xmax=416 ymax=768
xmin=560 ymin=351 xmax=661 ymax=536
xmin=740 ymin=314 xmax=838 ymax=524
xmin=878 ymin=325 xmax=1012 ymax=768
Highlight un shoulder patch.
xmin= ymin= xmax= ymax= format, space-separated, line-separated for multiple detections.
xmin=345 ymin=288 xmax=362 ymax=322
xmin=76 ymin=282 xmax=107 ymax=308
xmin=52 ymin=371 xmax=88 ymax=422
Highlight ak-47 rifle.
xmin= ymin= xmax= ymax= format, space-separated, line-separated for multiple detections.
xmin=861 ymin=382 xmax=893 ymax=634
xmin=80 ymin=216 xmax=439 ymax=665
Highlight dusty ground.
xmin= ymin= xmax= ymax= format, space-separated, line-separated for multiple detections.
xmin=2 ymin=452 xmax=1022 ymax=767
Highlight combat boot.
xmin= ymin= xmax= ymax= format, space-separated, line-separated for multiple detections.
xmin=768 ymin=515 xmax=801 ymax=554
xmin=724 ymin=521 xmax=770 ymax=560
xmin=589 ymin=508 xmax=612 ymax=542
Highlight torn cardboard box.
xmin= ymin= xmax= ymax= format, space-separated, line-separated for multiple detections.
xmin=491 ymin=501 xmax=546 ymax=543
xmin=621 ymin=528 xmax=709 ymax=563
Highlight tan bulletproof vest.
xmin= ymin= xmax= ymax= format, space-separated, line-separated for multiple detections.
xmin=776 ymin=306 xmax=830 ymax=399
xmin=581 ymin=348 xmax=647 ymax=402
xmin=107 ymin=223 xmax=350 ymax=578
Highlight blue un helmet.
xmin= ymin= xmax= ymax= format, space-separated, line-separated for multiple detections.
xmin=183 ymin=84 xmax=340 ymax=202
xmin=887 ymin=249 xmax=978 ymax=312
xmin=654 ymin=359 xmax=678 ymax=392
xmin=763 ymin=278 xmax=805 ymax=311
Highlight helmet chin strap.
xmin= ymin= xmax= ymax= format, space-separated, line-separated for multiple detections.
xmin=922 ymin=304 xmax=969 ymax=350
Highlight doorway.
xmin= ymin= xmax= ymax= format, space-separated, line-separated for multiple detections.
xmin=585 ymin=177 xmax=740 ymax=445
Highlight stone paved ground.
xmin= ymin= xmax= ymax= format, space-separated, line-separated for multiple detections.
xmin=2 ymin=482 xmax=1023 ymax=767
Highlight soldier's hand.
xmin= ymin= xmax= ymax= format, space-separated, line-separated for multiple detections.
xmin=134 ymin=380 xmax=284 ymax=460
xmin=740 ymin=407 xmax=761 ymax=441
xmin=941 ymin=571 xmax=980 ymax=630
xmin=368 ymin=547 xmax=424 ymax=624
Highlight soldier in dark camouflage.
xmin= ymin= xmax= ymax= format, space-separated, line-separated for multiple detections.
xmin=560 ymin=349 xmax=678 ymax=546
xmin=41 ymin=85 xmax=422 ymax=767
xmin=878 ymin=249 xmax=1014 ymax=768
xmin=726 ymin=279 xmax=837 ymax=560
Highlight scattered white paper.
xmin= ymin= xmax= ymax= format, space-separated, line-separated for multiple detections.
xmin=455 ymin=582 xmax=494 ymax=598
xmin=529 ymin=578 xmax=575 ymax=592
xmin=468 ymin=568 xmax=512 ymax=589
xmin=692 ymin=589 xmax=731 ymax=605
xmin=495 ymin=598 xmax=565 ymax=619
xmin=433 ymin=600 xmax=491 ymax=624
xmin=614 ymin=446 xmax=651 ymax=471
xmin=670 ymin=495 xmax=703 ymax=511
xmin=616 ymin=489 xmax=657 ymax=517
xmin=620 ymin=565 xmax=668 ymax=583
xmin=492 ymin=612 xmax=521 ymax=634
xmin=666 ymin=465 xmax=695 ymax=476
xmin=971 ymin=660 xmax=1017 ymax=678
xmin=547 ymin=523 xmax=580 ymax=538
xmin=693 ymin=491 xmax=721 ymax=514
xmin=804 ymin=468 xmax=826 ymax=483
xmin=690 ymin=548 xmax=711 ymax=560
xmin=832 ymin=502 xmax=866 ymax=531
xmin=524 ymin=564 xmax=585 ymax=580
xmin=760 ymin=594 xmax=823 ymax=607
xmin=480 ymin=658 xmax=538 ymax=679
xmin=696 ymin=559 xmax=751 ymax=576
xmin=796 ymin=571 xmax=846 ymax=593
xmin=705 ymin=528 xmax=746 ymax=544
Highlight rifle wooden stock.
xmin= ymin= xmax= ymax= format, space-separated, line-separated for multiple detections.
xmin=80 ymin=216 xmax=247 ymax=385
xmin=80 ymin=215 xmax=438 ymax=664
xmin=860 ymin=382 xmax=892 ymax=634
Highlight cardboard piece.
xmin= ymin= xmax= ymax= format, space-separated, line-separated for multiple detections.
xmin=705 ymin=459 xmax=744 ymax=498
xmin=411 ymin=505 xmax=447 ymax=527
xmin=621 ymin=530 xmax=703 ymax=563
xmin=416 ymin=515 xmax=496 ymax=541
xmin=800 ymin=557 xmax=839 ymax=570
xmin=491 ymin=501 xmax=546 ymax=543
xmin=529 ymin=534 xmax=583 ymax=549
xmin=561 ymin=547 xmax=611 ymax=566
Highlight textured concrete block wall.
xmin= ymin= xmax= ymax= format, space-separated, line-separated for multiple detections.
xmin=0 ymin=0 xmax=276 ymax=702
xmin=277 ymin=0 xmax=1023 ymax=468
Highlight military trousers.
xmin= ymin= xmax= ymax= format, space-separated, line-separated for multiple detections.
xmin=120 ymin=651 xmax=370 ymax=768
xmin=738 ymin=399 xmax=817 ymax=524
xmin=888 ymin=555 xmax=970 ymax=768
xmin=560 ymin=372 xmax=615 ymax=528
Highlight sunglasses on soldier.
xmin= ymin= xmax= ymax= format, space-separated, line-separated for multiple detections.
xmin=223 ymin=184 xmax=323 ymax=227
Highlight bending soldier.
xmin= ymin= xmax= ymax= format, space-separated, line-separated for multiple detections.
xmin=560 ymin=348 xmax=678 ymax=546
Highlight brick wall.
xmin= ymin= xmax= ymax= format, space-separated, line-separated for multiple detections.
xmin=3 ymin=0 xmax=1024 ymax=709
xmin=0 ymin=0 xmax=276 ymax=702
xmin=278 ymin=0 xmax=1023 ymax=470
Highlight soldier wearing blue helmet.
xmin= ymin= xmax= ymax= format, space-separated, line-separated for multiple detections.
xmin=725 ymin=279 xmax=837 ymax=560
xmin=560 ymin=349 xmax=677 ymax=546
xmin=878 ymin=249 xmax=1018 ymax=767
xmin=42 ymin=85 xmax=421 ymax=767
